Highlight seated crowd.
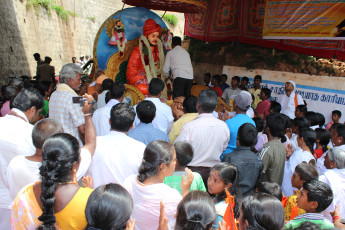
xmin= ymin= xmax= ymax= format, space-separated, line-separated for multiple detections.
xmin=1 ymin=64 xmax=345 ymax=230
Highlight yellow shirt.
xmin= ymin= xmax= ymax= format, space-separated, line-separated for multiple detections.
xmin=249 ymin=88 xmax=262 ymax=109
xmin=11 ymin=183 xmax=93 ymax=230
xmin=284 ymin=189 xmax=306 ymax=221
xmin=169 ymin=113 xmax=198 ymax=143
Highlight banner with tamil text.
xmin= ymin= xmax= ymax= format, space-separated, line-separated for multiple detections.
xmin=263 ymin=0 xmax=345 ymax=40
xmin=222 ymin=65 xmax=345 ymax=123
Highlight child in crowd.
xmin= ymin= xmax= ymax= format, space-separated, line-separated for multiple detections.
xmin=164 ymin=141 xmax=206 ymax=194
xmin=285 ymin=180 xmax=334 ymax=229
xmin=283 ymin=128 xmax=316 ymax=197
xmin=326 ymin=110 xmax=342 ymax=130
xmin=314 ymin=128 xmax=331 ymax=159
xmin=284 ymin=163 xmax=319 ymax=221
xmin=306 ymin=111 xmax=320 ymax=130
xmin=239 ymin=193 xmax=285 ymax=230
xmin=239 ymin=76 xmax=249 ymax=91
xmin=207 ymin=162 xmax=240 ymax=229
xmin=253 ymin=117 xmax=268 ymax=152
xmin=255 ymin=88 xmax=271 ymax=120
xmin=210 ymin=75 xmax=222 ymax=97
xmin=268 ymin=101 xmax=281 ymax=114
xmin=281 ymin=114 xmax=292 ymax=149
xmin=256 ymin=181 xmax=284 ymax=202
xmin=317 ymin=113 xmax=326 ymax=129
xmin=223 ymin=123 xmax=263 ymax=196
xmin=290 ymin=117 xmax=310 ymax=151
xmin=295 ymin=104 xmax=307 ymax=118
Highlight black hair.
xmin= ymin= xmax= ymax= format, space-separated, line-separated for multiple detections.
xmin=38 ymin=133 xmax=80 ymax=229
xmin=306 ymin=111 xmax=319 ymax=127
xmin=254 ymin=75 xmax=262 ymax=81
xmin=281 ymin=113 xmax=292 ymax=135
xmin=299 ymin=128 xmax=317 ymax=155
xmin=44 ymin=56 xmax=52 ymax=63
xmin=138 ymin=140 xmax=174 ymax=183
xmin=241 ymin=193 xmax=285 ymax=230
xmin=332 ymin=110 xmax=342 ymax=117
xmin=232 ymin=76 xmax=240 ymax=83
xmin=174 ymin=141 xmax=193 ymax=167
xmin=220 ymin=74 xmax=227 ymax=80
xmin=136 ymin=100 xmax=156 ymax=124
xmin=238 ymin=123 xmax=258 ymax=147
xmin=256 ymin=182 xmax=283 ymax=201
xmin=303 ymin=180 xmax=333 ymax=213
xmin=12 ymin=88 xmax=44 ymax=112
xmin=101 ymin=78 xmax=114 ymax=91
xmin=204 ymin=73 xmax=211 ymax=79
xmin=2 ymin=85 xmax=17 ymax=102
xmin=285 ymin=221 xmax=326 ymax=230
xmin=183 ymin=95 xmax=198 ymax=113
xmin=316 ymin=113 xmax=325 ymax=127
xmin=296 ymin=104 xmax=307 ymax=116
xmin=197 ymin=90 xmax=218 ymax=113
xmin=335 ymin=124 xmax=345 ymax=143
xmin=110 ymin=103 xmax=135 ymax=132
xmin=292 ymin=117 xmax=310 ymax=135
xmin=175 ymin=191 xmax=216 ymax=230
xmin=210 ymin=163 xmax=241 ymax=217
xmin=261 ymin=88 xmax=271 ymax=98
xmin=148 ymin=78 xmax=165 ymax=96
xmin=105 ymin=91 xmax=111 ymax=104
xmin=211 ymin=74 xmax=221 ymax=84
xmin=172 ymin=36 xmax=182 ymax=46
xmin=85 ymin=184 xmax=133 ymax=230
xmin=253 ymin=117 xmax=264 ymax=133
xmin=315 ymin=128 xmax=331 ymax=154
xmin=37 ymin=81 xmax=52 ymax=97
xmin=110 ymin=83 xmax=125 ymax=99
xmin=269 ymin=101 xmax=281 ymax=113
xmin=32 ymin=119 xmax=63 ymax=149
xmin=295 ymin=163 xmax=319 ymax=182
xmin=265 ymin=113 xmax=287 ymax=142
xmin=330 ymin=122 xmax=341 ymax=131
xmin=241 ymin=76 xmax=249 ymax=82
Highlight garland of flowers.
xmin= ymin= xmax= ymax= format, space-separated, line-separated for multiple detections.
xmin=115 ymin=30 xmax=126 ymax=52
xmin=139 ymin=35 xmax=165 ymax=83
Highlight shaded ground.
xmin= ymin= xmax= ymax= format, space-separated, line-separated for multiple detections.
xmin=188 ymin=38 xmax=345 ymax=77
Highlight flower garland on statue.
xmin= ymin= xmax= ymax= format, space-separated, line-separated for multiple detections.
xmin=115 ymin=27 xmax=126 ymax=52
xmin=139 ymin=35 xmax=165 ymax=83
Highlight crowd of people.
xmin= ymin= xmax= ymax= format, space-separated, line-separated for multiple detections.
xmin=1 ymin=58 xmax=345 ymax=230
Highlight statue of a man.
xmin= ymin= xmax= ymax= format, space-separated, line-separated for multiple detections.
xmin=126 ymin=19 xmax=165 ymax=95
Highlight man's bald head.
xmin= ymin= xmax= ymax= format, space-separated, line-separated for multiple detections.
xmin=32 ymin=118 xmax=63 ymax=149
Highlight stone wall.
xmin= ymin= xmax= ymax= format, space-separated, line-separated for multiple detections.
xmin=0 ymin=0 xmax=184 ymax=85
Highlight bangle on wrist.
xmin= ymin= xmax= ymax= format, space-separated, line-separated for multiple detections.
xmin=333 ymin=216 xmax=341 ymax=222
xmin=84 ymin=113 xmax=91 ymax=117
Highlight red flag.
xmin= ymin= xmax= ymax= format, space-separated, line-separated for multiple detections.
xmin=219 ymin=189 xmax=238 ymax=230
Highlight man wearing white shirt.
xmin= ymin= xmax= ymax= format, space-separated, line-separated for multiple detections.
xmin=0 ymin=88 xmax=44 ymax=230
xmin=163 ymin=36 xmax=193 ymax=99
xmin=134 ymin=78 xmax=174 ymax=134
xmin=175 ymin=89 xmax=230 ymax=185
xmin=279 ymin=80 xmax=304 ymax=119
xmin=7 ymin=101 xmax=96 ymax=200
xmin=92 ymin=83 xmax=125 ymax=136
xmin=88 ymin=103 xmax=146 ymax=187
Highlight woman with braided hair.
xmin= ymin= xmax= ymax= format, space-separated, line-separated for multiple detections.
xmin=11 ymin=96 xmax=96 ymax=229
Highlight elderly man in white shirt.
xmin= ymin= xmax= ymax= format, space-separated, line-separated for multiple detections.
xmin=163 ymin=36 xmax=193 ymax=99
xmin=92 ymin=83 xmax=125 ymax=136
xmin=134 ymin=78 xmax=174 ymax=134
xmin=0 ymin=88 xmax=44 ymax=230
xmin=175 ymin=89 xmax=230 ymax=186
xmin=88 ymin=103 xmax=146 ymax=188
xmin=279 ymin=80 xmax=304 ymax=119
xmin=7 ymin=99 xmax=96 ymax=200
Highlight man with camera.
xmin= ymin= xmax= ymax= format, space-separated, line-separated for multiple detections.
xmin=49 ymin=63 xmax=90 ymax=146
